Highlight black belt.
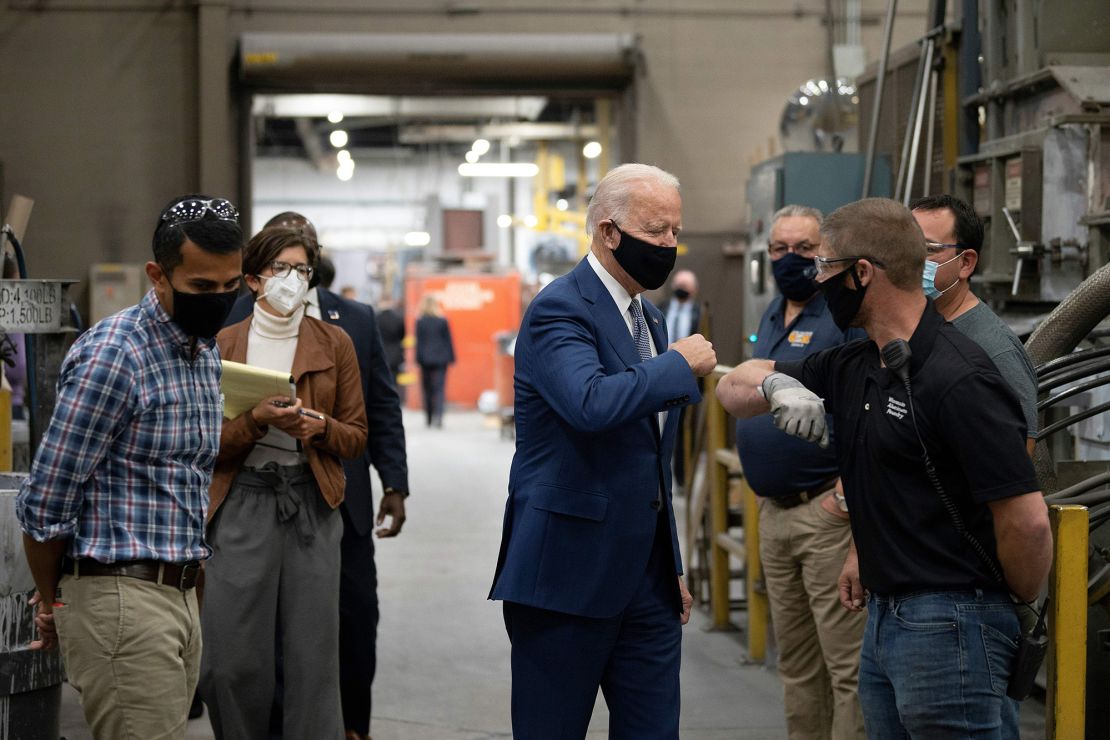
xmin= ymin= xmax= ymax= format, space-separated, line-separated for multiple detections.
xmin=62 ymin=557 xmax=201 ymax=591
xmin=767 ymin=479 xmax=838 ymax=510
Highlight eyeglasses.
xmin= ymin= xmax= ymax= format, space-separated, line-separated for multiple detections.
xmin=265 ymin=261 xmax=314 ymax=281
xmin=768 ymin=241 xmax=819 ymax=259
xmin=808 ymin=255 xmax=887 ymax=280
xmin=926 ymin=241 xmax=965 ymax=256
xmin=161 ymin=198 xmax=239 ymax=227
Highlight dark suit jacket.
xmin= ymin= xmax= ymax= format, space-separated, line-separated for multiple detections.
xmin=415 ymin=315 xmax=455 ymax=367
xmin=657 ymin=297 xmax=702 ymax=339
xmin=376 ymin=308 xmax=405 ymax=373
xmin=489 ymin=258 xmax=700 ymax=619
xmin=224 ymin=289 xmax=409 ymax=535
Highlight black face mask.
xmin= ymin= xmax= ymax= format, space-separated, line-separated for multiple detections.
xmin=818 ymin=262 xmax=866 ymax=331
xmin=170 ymin=286 xmax=239 ymax=339
xmin=772 ymin=252 xmax=818 ymax=302
xmin=672 ymin=287 xmax=691 ymax=301
xmin=611 ymin=224 xmax=677 ymax=291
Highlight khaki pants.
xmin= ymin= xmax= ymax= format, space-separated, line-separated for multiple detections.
xmin=759 ymin=493 xmax=866 ymax=740
xmin=54 ymin=572 xmax=202 ymax=740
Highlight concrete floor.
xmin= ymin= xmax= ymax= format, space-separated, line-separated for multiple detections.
xmin=57 ymin=408 xmax=1045 ymax=738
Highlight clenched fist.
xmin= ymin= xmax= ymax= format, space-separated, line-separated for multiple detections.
xmin=671 ymin=334 xmax=717 ymax=377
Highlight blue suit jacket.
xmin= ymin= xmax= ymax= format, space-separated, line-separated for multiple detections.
xmin=224 ymin=288 xmax=408 ymax=535
xmin=489 ymin=258 xmax=700 ymax=619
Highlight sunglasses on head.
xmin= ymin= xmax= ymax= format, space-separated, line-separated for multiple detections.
xmin=161 ymin=198 xmax=239 ymax=227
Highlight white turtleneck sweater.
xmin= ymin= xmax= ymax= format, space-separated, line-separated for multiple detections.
xmin=243 ymin=304 xmax=307 ymax=468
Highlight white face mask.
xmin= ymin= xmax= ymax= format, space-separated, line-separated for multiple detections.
xmin=262 ymin=271 xmax=310 ymax=316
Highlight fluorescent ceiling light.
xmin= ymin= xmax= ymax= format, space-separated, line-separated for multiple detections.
xmin=555 ymin=199 xmax=569 ymax=211
xmin=327 ymin=111 xmax=344 ymax=123
xmin=458 ymin=162 xmax=539 ymax=178
xmin=582 ymin=141 xmax=602 ymax=159
xmin=472 ymin=138 xmax=491 ymax=155
xmin=404 ymin=231 xmax=431 ymax=247
xmin=497 ymin=214 xmax=513 ymax=228
xmin=524 ymin=215 xmax=538 ymax=228
xmin=337 ymin=149 xmax=352 ymax=163
xmin=330 ymin=130 xmax=349 ymax=148
xmin=465 ymin=150 xmax=480 ymax=164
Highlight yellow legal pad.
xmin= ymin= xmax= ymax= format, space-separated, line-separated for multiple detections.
xmin=220 ymin=360 xmax=295 ymax=419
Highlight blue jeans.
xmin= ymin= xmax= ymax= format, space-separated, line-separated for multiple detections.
xmin=858 ymin=590 xmax=1021 ymax=739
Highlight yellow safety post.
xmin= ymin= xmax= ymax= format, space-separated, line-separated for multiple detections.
xmin=1046 ymin=504 xmax=1088 ymax=740
xmin=705 ymin=371 xmax=732 ymax=630
xmin=742 ymin=477 xmax=767 ymax=661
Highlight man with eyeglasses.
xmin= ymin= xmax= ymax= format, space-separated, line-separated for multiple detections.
xmin=223 ymin=212 xmax=408 ymax=740
xmin=17 ymin=195 xmax=243 ymax=738
xmin=716 ymin=198 xmax=1051 ymax=738
xmin=911 ymin=194 xmax=1039 ymax=455
xmin=734 ymin=204 xmax=866 ymax=739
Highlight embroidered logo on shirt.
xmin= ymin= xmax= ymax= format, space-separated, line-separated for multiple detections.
xmin=788 ymin=330 xmax=813 ymax=348
xmin=886 ymin=396 xmax=907 ymax=420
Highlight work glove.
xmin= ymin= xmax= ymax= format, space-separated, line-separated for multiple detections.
xmin=761 ymin=372 xmax=829 ymax=448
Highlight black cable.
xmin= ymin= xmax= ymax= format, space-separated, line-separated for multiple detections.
xmin=1038 ymin=373 xmax=1110 ymax=411
xmin=1036 ymin=400 xmax=1110 ymax=441
xmin=1036 ymin=345 xmax=1110 ymax=378
xmin=1044 ymin=471 xmax=1110 ymax=502
xmin=1038 ymin=358 xmax=1110 ymax=394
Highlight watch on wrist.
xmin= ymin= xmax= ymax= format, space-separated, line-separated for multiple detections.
xmin=383 ymin=487 xmax=408 ymax=498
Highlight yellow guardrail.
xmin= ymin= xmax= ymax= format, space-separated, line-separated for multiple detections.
xmin=700 ymin=366 xmax=768 ymax=661
xmin=1046 ymin=504 xmax=1088 ymax=739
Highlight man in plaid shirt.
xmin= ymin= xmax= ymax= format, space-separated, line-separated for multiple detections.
xmin=17 ymin=195 xmax=243 ymax=739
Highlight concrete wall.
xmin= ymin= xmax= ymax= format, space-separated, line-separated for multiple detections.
xmin=0 ymin=0 xmax=927 ymax=317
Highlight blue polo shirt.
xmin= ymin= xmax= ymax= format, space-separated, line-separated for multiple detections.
xmin=735 ymin=293 xmax=864 ymax=498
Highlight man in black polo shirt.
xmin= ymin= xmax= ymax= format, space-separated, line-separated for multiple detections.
xmin=717 ymin=197 xmax=1051 ymax=737
xmin=735 ymin=204 xmax=866 ymax=739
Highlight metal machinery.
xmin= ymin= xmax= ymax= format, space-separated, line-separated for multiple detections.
xmin=0 ymin=219 xmax=78 ymax=739
xmin=855 ymin=0 xmax=1110 ymax=733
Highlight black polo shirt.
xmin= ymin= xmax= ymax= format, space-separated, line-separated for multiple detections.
xmin=777 ymin=301 xmax=1038 ymax=595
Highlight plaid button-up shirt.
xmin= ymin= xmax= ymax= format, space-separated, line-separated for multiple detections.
xmin=17 ymin=290 xmax=221 ymax=563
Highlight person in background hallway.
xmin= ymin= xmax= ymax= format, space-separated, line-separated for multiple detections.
xmin=224 ymin=212 xmax=409 ymax=740
xmin=490 ymin=163 xmax=716 ymax=739
xmin=660 ymin=269 xmax=700 ymax=342
xmin=200 ymin=226 xmax=367 ymax=739
xmin=658 ymin=269 xmax=701 ymax=488
xmin=376 ymin=296 xmax=405 ymax=390
xmin=734 ymin=204 xmax=865 ymax=740
xmin=717 ymin=198 xmax=1052 ymax=738
xmin=415 ymin=294 xmax=455 ymax=428
xmin=17 ymin=195 xmax=243 ymax=739
xmin=911 ymin=194 xmax=1039 ymax=455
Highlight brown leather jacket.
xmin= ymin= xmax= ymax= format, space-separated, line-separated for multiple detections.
xmin=208 ymin=314 xmax=368 ymax=519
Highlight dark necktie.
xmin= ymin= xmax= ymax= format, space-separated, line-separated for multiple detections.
xmin=628 ymin=299 xmax=653 ymax=362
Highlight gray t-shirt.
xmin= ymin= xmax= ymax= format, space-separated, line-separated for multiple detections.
xmin=951 ymin=301 xmax=1039 ymax=436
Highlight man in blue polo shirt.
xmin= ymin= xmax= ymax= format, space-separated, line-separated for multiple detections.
xmin=735 ymin=205 xmax=866 ymax=739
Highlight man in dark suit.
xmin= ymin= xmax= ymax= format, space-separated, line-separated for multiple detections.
xmin=375 ymin=297 xmax=405 ymax=387
xmin=415 ymin=295 xmax=456 ymax=428
xmin=490 ymin=164 xmax=717 ymax=739
xmin=226 ymin=213 xmax=408 ymax=740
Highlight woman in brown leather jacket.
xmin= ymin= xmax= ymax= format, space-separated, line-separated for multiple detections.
xmin=199 ymin=226 xmax=367 ymax=740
